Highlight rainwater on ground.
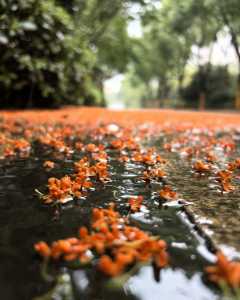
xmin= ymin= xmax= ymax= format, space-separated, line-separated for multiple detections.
xmin=0 ymin=136 xmax=226 ymax=300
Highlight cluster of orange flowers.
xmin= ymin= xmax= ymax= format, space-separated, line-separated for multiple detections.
xmin=110 ymin=137 xmax=139 ymax=152
xmin=74 ymin=157 xmax=109 ymax=183
xmin=211 ymin=158 xmax=240 ymax=193
xmin=0 ymin=134 xmax=30 ymax=159
xmin=34 ymin=124 xmax=179 ymax=280
xmin=42 ymin=175 xmax=90 ymax=204
xmin=2 ymin=113 xmax=239 ymax=289
xmin=38 ymin=131 xmax=73 ymax=155
xmin=206 ymin=252 xmax=240 ymax=288
xmin=35 ymin=204 xmax=169 ymax=277
xmin=142 ymin=168 xmax=166 ymax=183
xmin=41 ymin=157 xmax=109 ymax=204
xmin=161 ymin=128 xmax=240 ymax=194
xmin=131 ymin=149 xmax=166 ymax=166
xmin=110 ymin=132 xmax=178 ymax=204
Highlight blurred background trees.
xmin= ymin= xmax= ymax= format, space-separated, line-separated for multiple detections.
xmin=0 ymin=0 xmax=240 ymax=109
xmin=0 ymin=0 xmax=139 ymax=108
xmin=182 ymin=65 xmax=236 ymax=109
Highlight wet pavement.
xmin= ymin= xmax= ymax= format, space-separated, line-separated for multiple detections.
xmin=0 ymin=143 xmax=221 ymax=300
xmin=0 ymin=114 xmax=240 ymax=300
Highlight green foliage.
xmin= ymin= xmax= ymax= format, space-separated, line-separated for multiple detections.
xmin=182 ymin=65 xmax=235 ymax=109
xmin=129 ymin=2 xmax=195 ymax=106
xmin=125 ymin=0 xmax=240 ymax=109
xmin=160 ymin=0 xmax=219 ymax=46
xmin=0 ymin=0 xmax=138 ymax=108
xmin=0 ymin=0 xmax=76 ymax=107
xmin=215 ymin=0 xmax=240 ymax=44
xmin=1 ymin=0 xmax=240 ymax=109
xmin=97 ymin=16 xmax=131 ymax=76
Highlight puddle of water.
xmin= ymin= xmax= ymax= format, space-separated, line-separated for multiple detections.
xmin=126 ymin=267 xmax=217 ymax=300
xmin=0 ymin=143 xmax=221 ymax=300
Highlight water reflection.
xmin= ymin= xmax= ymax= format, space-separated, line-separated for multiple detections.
xmin=0 ymin=140 xmax=222 ymax=300
xmin=126 ymin=267 xmax=218 ymax=300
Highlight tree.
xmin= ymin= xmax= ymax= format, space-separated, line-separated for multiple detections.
xmin=160 ymin=0 xmax=220 ymax=109
xmin=129 ymin=0 xmax=194 ymax=107
xmin=90 ymin=13 xmax=131 ymax=106
xmin=0 ymin=0 xmax=147 ymax=108
xmin=182 ymin=65 xmax=235 ymax=109
xmin=213 ymin=0 xmax=240 ymax=109
xmin=0 ymin=0 xmax=77 ymax=107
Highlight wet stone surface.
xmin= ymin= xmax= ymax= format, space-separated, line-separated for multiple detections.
xmin=152 ymin=132 xmax=240 ymax=256
xmin=0 ymin=119 xmax=240 ymax=300
xmin=0 ymin=144 xmax=220 ymax=300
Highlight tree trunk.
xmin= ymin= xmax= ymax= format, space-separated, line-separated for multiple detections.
xmin=157 ymin=78 xmax=162 ymax=108
xmin=142 ymin=82 xmax=152 ymax=108
xmin=27 ymin=80 xmax=35 ymax=108
xmin=157 ymin=76 xmax=169 ymax=108
xmin=197 ymin=58 xmax=213 ymax=111
xmin=177 ymin=72 xmax=185 ymax=102
xmin=197 ymin=65 xmax=206 ymax=111
xmin=198 ymin=92 xmax=206 ymax=111
xmin=98 ymin=79 xmax=106 ymax=107
xmin=235 ymin=72 xmax=240 ymax=110
xmin=218 ymin=3 xmax=240 ymax=109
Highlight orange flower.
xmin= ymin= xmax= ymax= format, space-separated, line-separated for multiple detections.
xmin=193 ymin=160 xmax=211 ymax=173
xmin=79 ymin=227 xmax=89 ymax=238
xmin=221 ymin=180 xmax=235 ymax=192
xmin=235 ymin=158 xmax=240 ymax=169
xmin=142 ymin=169 xmax=166 ymax=182
xmin=111 ymin=140 xmax=124 ymax=150
xmin=154 ymin=240 xmax=169 ymax=268
xmin=34 ymin=241 xmax=51 ymax=257
xmin=3 ymin=147 xmax=15 ymax=157
xmin=159 ymin=185 xmax=178 ymax=201
xmin=128 ymin=196 xmax=143 ymax=212
xmin=86 ymin=143 xmax=99 ymax=153
xmin=75 ymin=142 xmax=83 ymax=150
xmin=92 ymin=151 xmax=108 ymax=163
xmin=12 ymin=138 xmax=30 ymax=151
xmin=114 ymin=247 xmax=137 ymax=265
xmin=205 ymin=251 xmax=240 ymax=288
xmin=43 ymin=160 xmax=55 ymax=169
xmin=216 ymin=170 xmax=235 ymax=192
xmin=118 ymin=155 xmax=129 ymax=163
xmin=205 ymin=151 xmax=217 ymax=163
xmin=132 ymin=152 xmax=143 ymax=163
xmin=217 ymin=170 xmax=232 ymax=181
xmin=156 ymin=155 xmax=167 ymax=164
xmin=98 ymin=255 xmax=124 ymax=277
xmin=228 ymin=158 xmax=240 ymax=171
xmin=163 ymin=143 xmax=172 ymax=152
